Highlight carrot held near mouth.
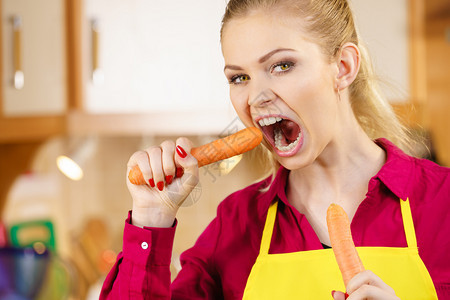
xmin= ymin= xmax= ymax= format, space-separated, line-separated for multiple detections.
xmin=327 ymin=203 xmax=365 ymax=287
xmin=128 ymin=127 xmax=263 ymax=185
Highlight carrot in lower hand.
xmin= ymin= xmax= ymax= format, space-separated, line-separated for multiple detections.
xmin=326 ymin=203 xmax=365 ymax=287
xmin=128 ymin=127 xmax=263 ymax=185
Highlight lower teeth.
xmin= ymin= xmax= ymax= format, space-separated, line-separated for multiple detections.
xmin=274 ymin=128 xmax=300 ymax=152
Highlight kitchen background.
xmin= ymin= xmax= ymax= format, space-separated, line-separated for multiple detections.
xmin=0 ymin=0 xmax=449 ymax=299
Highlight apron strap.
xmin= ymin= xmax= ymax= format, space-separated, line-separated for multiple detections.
xmin=400 ymin=198 xmax=418 ymax=248
xmin=259 ymin=200 xmax=278 ymax=255
xmin=260 ymin=198 xmax=417 ymax=253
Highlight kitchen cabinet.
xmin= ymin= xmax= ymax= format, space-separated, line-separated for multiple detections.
xmin=80 ymin=1 xmax=232 ymax=111
xmin=1 ymin=0 xmax=67 ymax=117
xmin=68 ymin=0 xmax=237 ymax=136
xmin=0 ymin=0 xmax=67 ymax=142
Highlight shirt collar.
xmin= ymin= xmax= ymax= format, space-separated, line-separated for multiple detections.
xmin=373 ymin=138 xmax=414 ymax=200
xmin=259 ymin=166 xmax=290 ymax=208
xmin=260 ymin=138 xmax=414 ymax=204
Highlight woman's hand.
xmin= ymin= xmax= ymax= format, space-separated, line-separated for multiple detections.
xmin=332 ymin=270 xmax=400 ymax=300
xmin=126 ymin=137 xmax=199 ymax=228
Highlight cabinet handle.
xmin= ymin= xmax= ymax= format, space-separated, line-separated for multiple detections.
xmin=91 ymin=19 xmax=103 ymax=85
xmin=13 ymin=16 xmax=24 ymax=90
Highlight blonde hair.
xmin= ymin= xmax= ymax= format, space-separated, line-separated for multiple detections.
xmin=221 ymin=0 xmax=415 ymax=180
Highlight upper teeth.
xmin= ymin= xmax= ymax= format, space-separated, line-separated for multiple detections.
xmin=258 ymin=116 xmax=282 ymax=127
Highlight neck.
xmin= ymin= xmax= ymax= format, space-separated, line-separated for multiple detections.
xmin=287 ymin=100 xmax=386 ymax=217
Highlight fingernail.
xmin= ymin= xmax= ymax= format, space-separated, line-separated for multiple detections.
xmin=165 ymin=175 xmax=173 ymax=185
xmin=149 ymin=178 xmax=155 ymax=188
xmin=176 ymin=167 xmax=184 ymax=178
xmin=331 ymin=290 xmax=336 ymax=298
xmin=345 ymin=293 xmax=349 ymax=299
xmin=157 ymin=181 xmax=164 ymax=191
xmin=176 ymin=145 xmax=187 ymax=158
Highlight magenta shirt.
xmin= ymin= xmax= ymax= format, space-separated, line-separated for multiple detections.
xmin=100 ymin=139 xmax=450 ymax=299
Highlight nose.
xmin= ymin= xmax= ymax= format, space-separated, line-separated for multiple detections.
xmin=248 ymin=85 xmax=276 ymax=108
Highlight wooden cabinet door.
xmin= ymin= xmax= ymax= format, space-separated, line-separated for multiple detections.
xmin=82 ymin=0 xmax=231 ymax=116
xmin=1 ymin=0 xmax=66 ymax=117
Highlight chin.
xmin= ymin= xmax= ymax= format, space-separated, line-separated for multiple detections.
xmin=277 ymin=157 xmax=310 ymax=171
xmin=273 ymin=146 xmax=314 ymax=171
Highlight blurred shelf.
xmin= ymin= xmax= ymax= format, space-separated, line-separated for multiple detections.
xmin=66 ymin=110 xmax=240 ymax=137
xmin=0 ymin=116 xmax=66 ymax=143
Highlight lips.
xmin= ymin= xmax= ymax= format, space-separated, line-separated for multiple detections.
xmin=257 ymin=115 xmax=303 ymax=156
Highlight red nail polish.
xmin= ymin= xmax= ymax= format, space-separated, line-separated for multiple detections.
xmin=331 ymin=290 xmax=336 ymax=298
xmin=176 ymin=167 xmax=184 ymax=178
xmin=176 ymin=145 xmax=187 ymax=158
xmin=149 ymin=178 xmax=155 ymax=187
xmin=345 ymin=293 xmax=349 ymax=299
xmin=165 ymin=175 xmax=173 ymax=185
xmin=157 ymin=181 xmax=164 ymax=191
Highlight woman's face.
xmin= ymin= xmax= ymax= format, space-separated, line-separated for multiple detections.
xmin=221 ymin=12 xmax=340 ymax=170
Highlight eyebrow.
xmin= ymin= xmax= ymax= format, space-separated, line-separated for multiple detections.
xmin=224 ymin=48 xmax=296 ymax=72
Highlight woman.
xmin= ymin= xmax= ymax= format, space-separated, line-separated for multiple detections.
xmin=101 ymin=0 xmax=450 ymax=299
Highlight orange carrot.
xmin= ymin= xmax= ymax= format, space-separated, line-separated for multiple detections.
xmin=326 ymin=203 xmax=365 ymax=287
xmin=128 ymin=127 xmax=263 ymax=185
xmin=128 ymin=165 xmax=148 ymax=186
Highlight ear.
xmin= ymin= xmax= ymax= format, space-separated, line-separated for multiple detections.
xmin=335 ymin=42 xmax=360 ymax=91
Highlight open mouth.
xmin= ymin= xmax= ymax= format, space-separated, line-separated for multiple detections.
xmin=257 ymin=116 xmax=302 ymax=154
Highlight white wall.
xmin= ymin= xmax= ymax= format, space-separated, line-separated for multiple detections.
xmin=350 ymin=0 xmax=410 ymax=103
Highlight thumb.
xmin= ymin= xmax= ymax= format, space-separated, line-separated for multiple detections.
xmin=332 ymin=290 xmax=347 ymax=300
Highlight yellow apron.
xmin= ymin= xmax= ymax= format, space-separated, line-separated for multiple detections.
xmin=243 ymin=198 xmax=438 ymax=299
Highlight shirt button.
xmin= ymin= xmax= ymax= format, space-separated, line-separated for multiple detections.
xmin=141 ymin=242 xmax=149 ymax=250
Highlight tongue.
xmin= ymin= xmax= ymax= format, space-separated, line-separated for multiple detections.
xmin=280 ymin=120 xmax=300 ymax=142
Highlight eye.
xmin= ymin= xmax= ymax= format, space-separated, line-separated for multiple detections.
xmin=271 ymin=61 xmax=294 ymax=73
xmin=229 ymin=74 xmax=250 ymax=84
